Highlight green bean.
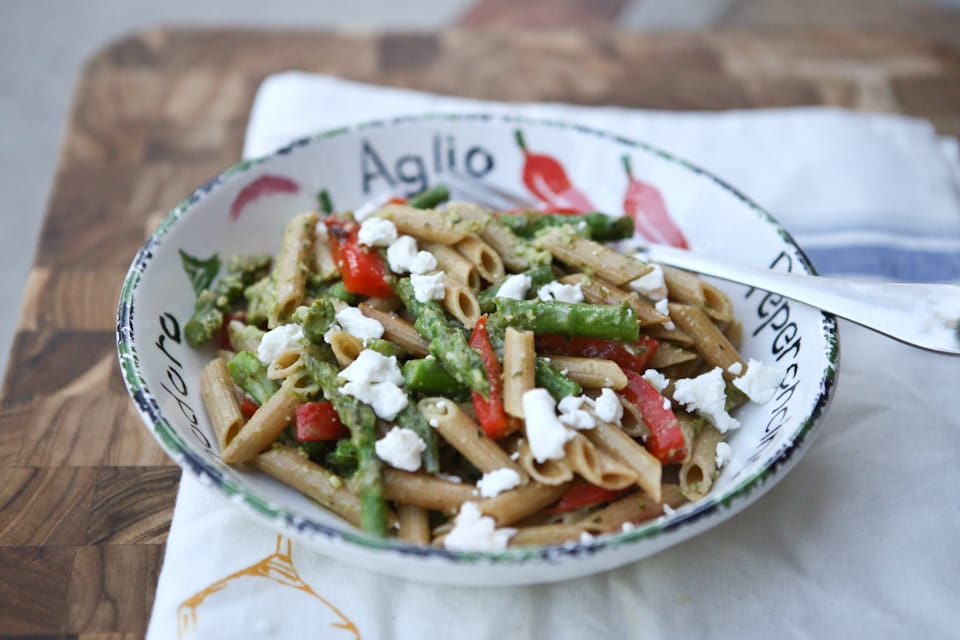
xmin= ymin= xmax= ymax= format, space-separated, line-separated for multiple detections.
xmin=494 ymin=298 xmax=640 ymax=342
xmin=395 ymin=278 xmax=489 ymax=396
xmin=477 ymin=262 xmax=555 ymax=313
xmin=407 ymin=183 xmax=450 ymax=209
xmin=227 ymin=351 xmax=278 ymax=406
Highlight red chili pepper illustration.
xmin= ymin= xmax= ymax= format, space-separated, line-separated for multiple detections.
xmin=229 ymin=174 xmax=301 ymax=220
xmin=515 ymin=130 xmax=595 ymax=213
xmin=622 ymin=156 xmax=688 ymax=249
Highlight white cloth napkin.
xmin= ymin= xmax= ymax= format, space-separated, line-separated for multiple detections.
xmin=148 ymin=73 xmax=960 ymax=640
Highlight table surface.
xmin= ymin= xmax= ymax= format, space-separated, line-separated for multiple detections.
xmin=2 ymin=27 xmax=960 ymax=637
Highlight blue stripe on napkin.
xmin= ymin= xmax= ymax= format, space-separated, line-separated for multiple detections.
xmin=804 ymin=245 xmax=960 ymax=282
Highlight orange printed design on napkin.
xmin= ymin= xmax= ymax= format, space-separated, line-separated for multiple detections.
xmin=177 ymin=535 xmax=361 ymax=639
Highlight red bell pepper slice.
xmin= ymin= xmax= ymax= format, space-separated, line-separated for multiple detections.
xmin=535 ymin=334 xmax=659 ymax=373
xmin=469 ymin=315 xmax=515 ymax=439
xmin=295 ymin=401 xmax=349 ymax=441
xmin=621 ymin=370 xmax=687 ymax=463
xmin=515 ymin=130 xmax=595 ymax=213
xmin=622 ymin=155 xmax=688 ymax=249
xmin=547 ymin=480 xmax=627 ymax=515
xmin=324 ymin=218 xmax=394 ymax=298
xmin=240 ymin=396 xmax=259 ymax=420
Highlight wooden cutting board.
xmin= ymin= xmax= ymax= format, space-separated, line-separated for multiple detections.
xmin=1 ymin=28 xmax=958 ymax=637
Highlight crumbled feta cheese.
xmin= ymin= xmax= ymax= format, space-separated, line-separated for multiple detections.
xmin=733 ymin=358 xmax=786 ymax=404
xmin=357 ymin=217 xmax=398 ymax=247
xmin=715 ymin=441 xmax=732 ymax=468
xmin=662 ymin=397 xmax=672 ymax=410
xmin=621 ymin=522 xmax=636 ymax=533
xmin=315 ymin=221 xmax=328 ymax=241
xmin=557 ymin=395 xmax=596 ymax=430
xmin=339 ymin=350 xmax=404 ymax=386
xmin=594 ymin=388 xmax=623 ymax=425
xmin=727 ymin=362 xmax=743 ymax=376
xmin=510 ymin=451 xmax=520 ymax=461
xmin=444 ymin=502 xmax=516 ymax=551
xmin=521 ymin=388 xmax=575 ymax=462
xmin=628 ymin=264 xmax=667 ymax=300
xmin=662 ymin=503 xmax=676 ymax=516
xmin=374 ymin=427 xmax=426 ymax=471
xmin=339 ymin=350 xmax=409 ymax=419
xmin=579 ymin=531 xmax=595 ymax=544
xmin=386 ymin=235 xmax=437 ymax=275
xmin=256 ymin=324 xmax=304 ymax=365
xmin=496 ymin=274 xmax=532 ymax=300
xmin=335 ymin=307 xmax=384 ymax=344
xmin=477 ymin=468 xmax=522 ymax=498
xmin=537 ymin=280 xmax=584 ymax=303
xmin=409 ymin=250 xmax=438 ymax=275
xmin=642 ymin=369 xmax=669 ymax=392
xmin=341 ymin=380 xmax=408 ymax=421
xmin=411 ymin=272 xmax=446 ymax=303
xmin=655 ymin=298 xmax=670 ymax=317
xmin=436 ymin=473 xmax=463 ymax=484
xmin=673 ymin=367 xmax=740 ymax=433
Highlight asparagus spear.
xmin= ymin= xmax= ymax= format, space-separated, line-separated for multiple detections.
xmin=407 ymin=183 xmax=450 ymax=209
xmin=498 ymin=211 xmax=634 ymax=242
xmin=227 ymin=351 xmax=278 ymax=406
xmin=402 ymin=357 xmax=468 ymax=396
xmin=301 ymin=352 xmax=388 ymax=537
xmin=494 ymin=298 xmax=640 ymax=343
xmin=395 ymin=278 xmax=489 ymax=396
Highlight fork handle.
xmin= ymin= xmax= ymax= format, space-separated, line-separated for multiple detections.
xmin=644 ymin=244 xmax=960 ymax=355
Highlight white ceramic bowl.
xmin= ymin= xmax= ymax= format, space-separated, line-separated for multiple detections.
xmin=117 ymin=114 xmax=838 ymax=585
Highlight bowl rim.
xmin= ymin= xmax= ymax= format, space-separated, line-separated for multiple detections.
xmin=116 ymin=112 xmax=840 ymax=567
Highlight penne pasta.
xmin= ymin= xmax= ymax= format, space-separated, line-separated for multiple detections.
xmin=535 ymin=227 xmax=651 ymax=285
xmin=418 ymin=398 xmax=523 ymax=475
xmin=668 ymin=302 xmax=745 ymax=374
xmin=200 ymin=358 xmax=245 ymax=450
xmin=502 ymin=327 xmax=535 ymax=418
xmin=327 ymin=331 xmax=364 ymax=367
xmin=358 ymin=303 xmax=430 ymax=357
xmin=680 ymin=423 xmax=723 ymax=501
xmin=477 ymin=481 xmax=571 ymax=526
xmin=544 ymin=356 xmax=627 ymax=390
xmin=584 ymin=421 xmax=662 ymax=502
xmin=383 ymin=469 xmax=477 ymax=514
xmin=377 ymin=203 xmax=476 ymax=244
xmin=220 ymin=380 xmax=302 ymax=464
xmin=397 ymin=504 xmax=431 ymax=545
xmin=424 ymin=243 xmax=481 ymax=291
xmin=440 ymin=275 xmax=481 ymax=328
xmin=455 ymin=235 xmax=505 ymax=284
xmin=268 ymin=211 xmax=318 ymax=328
xmin=560 ymin=273 xmax=668 ymax=327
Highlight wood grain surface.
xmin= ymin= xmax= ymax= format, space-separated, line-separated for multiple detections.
xmin=2 ymin=26 xmax=960 ymax=637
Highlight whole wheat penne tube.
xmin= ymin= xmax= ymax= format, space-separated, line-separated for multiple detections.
xmin=561 ymin=273 xmax=668 ymax=327
xmin=645 ymin=322 xmax=695 ymax=346
xmin=377 ymin=204 xmax=474 ymax=244
xmin=327 ymin=331 xmax=363 ymax=367
xmin=477 ymin=480 xmax=571 ymax=526
xmin=358 ymin=303 xmax=430 ymax=357
xmin=312 ymin=225 xmax=339 ymax=281
xmin=680 ymin=423 xmax=723 ymax=501
xmin=575 ymin=484 xmax=686 ymax=533
xmin=252 ymin=446 xmax=365 ymax=528
xmin=535 ymin=227 xmax=651 ymax=285
xmin=662 ymin=266 xmax=734 ymax=323
xmin=200 ymin=358 xmax=245 ymax=450
xmin=503 ymin=327 xmax=535 ymax=418
xmin=456 ymin=235 xmax=505 ymax=283
xmin=397 ymin=504 xmax=431 ymax=545
xmin=269 ymin=211 xmax=318 ymax=327
xmin=583 ymin=421 xmax=662 ymax=502
xmin=509 ymin=524 xmax=588 ymax=547
xmin=441 ymin=275 xmax=481 ymax=328
xmin=418 ymin=398 xmax=523 ymax=475
xmin=424 ymin=243 xmax=480 ymax=290
xmin=220 ymin=381 xmax=302 ymax=463
xmin=383 ymin=468 xmax=478 ymax=513
xmin=545 ymin=356 xmax=627 ymax=390
xmin=668 ymin=303 xmax=745 ymax=373
xmin=648 ymin=342 xmax=698 ymax=369
xmin=444 ymin=202 xmax=534 ymax=272
xmin=564 ymin=433 xmax=637 ymax=491
xmin=267 ymin=347 xmax=305 ymax=380
xmin=517 ymin=438 xmax=573 ymax=485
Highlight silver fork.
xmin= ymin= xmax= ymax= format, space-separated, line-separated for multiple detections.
xmin=442 ymin=172 xmax=960 ymax=355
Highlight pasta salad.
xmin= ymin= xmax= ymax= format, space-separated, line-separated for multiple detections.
xmin=187 ymin=184 xmax=784 ymax=550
